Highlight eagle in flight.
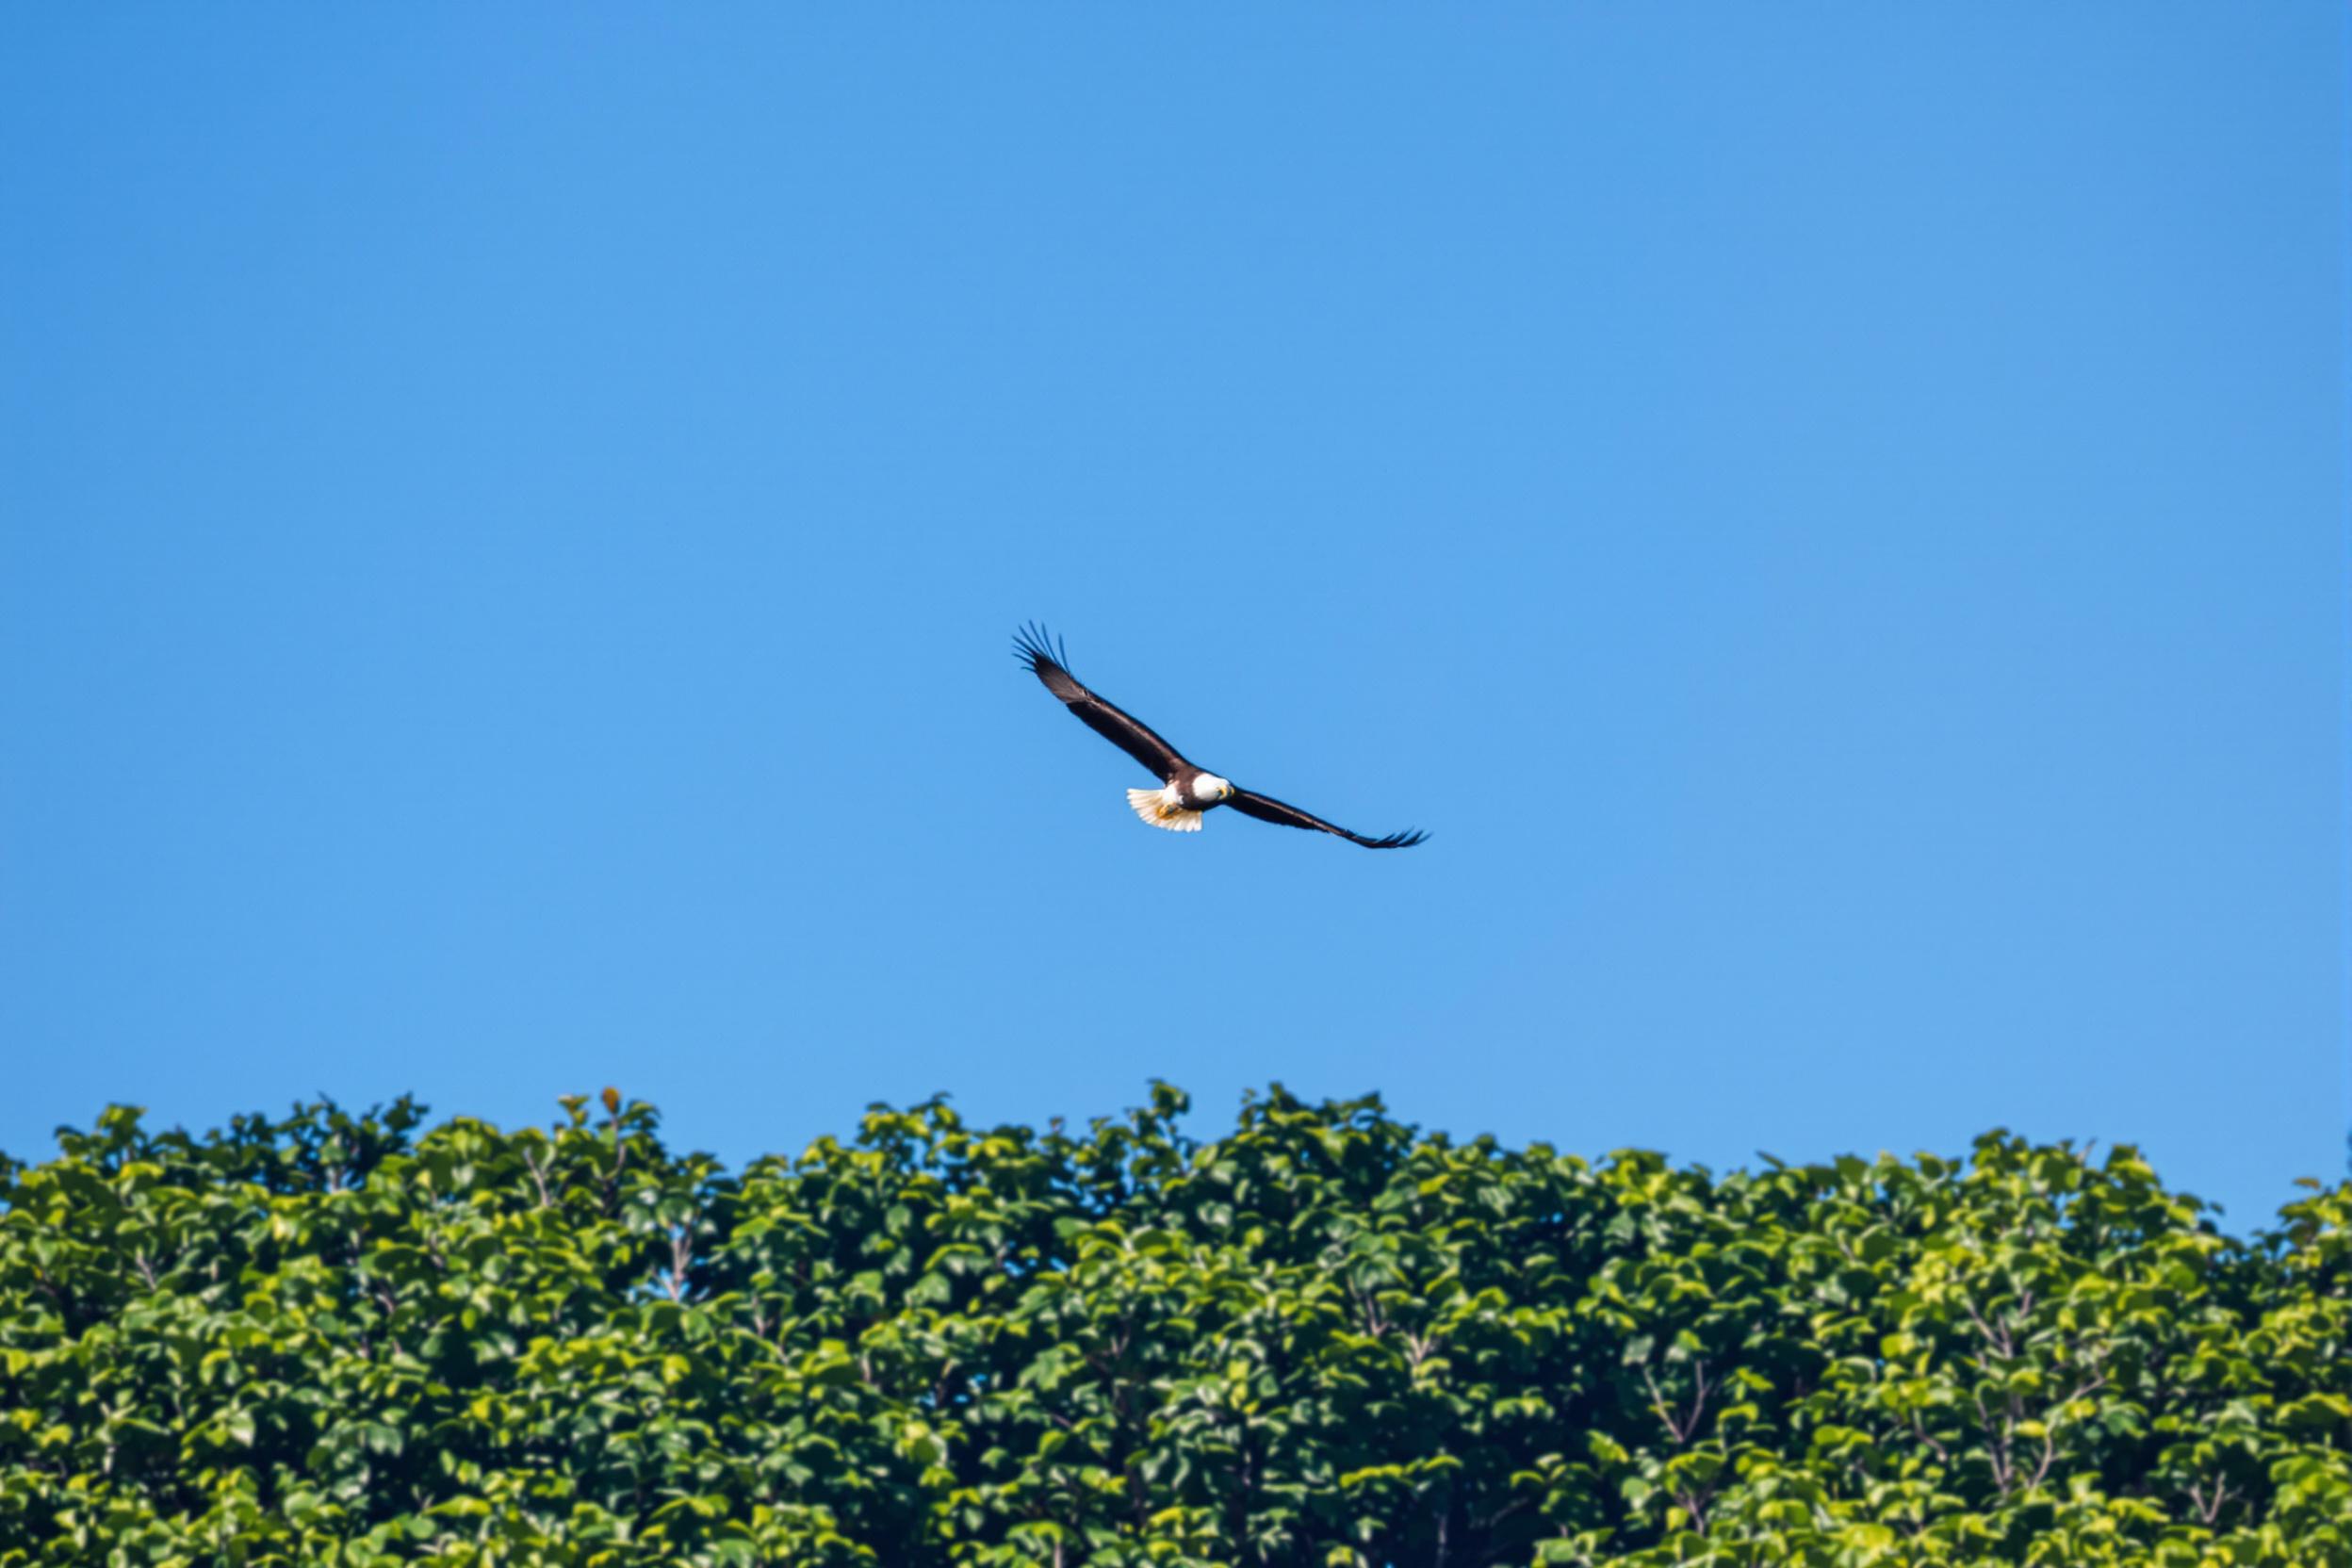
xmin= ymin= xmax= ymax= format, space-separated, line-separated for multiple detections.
xmin=1015 ymin=623 xmax=1428 ymax=849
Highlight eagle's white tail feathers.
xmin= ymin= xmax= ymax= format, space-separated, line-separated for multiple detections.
xmin=1126 ymin=786 xmax=1203 ymax=833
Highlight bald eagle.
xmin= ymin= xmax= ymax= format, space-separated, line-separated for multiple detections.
xmin=1014 ymin=623 xmax=1428 ymax=849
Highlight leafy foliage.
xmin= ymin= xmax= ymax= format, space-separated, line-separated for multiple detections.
xmin=2 ymin=1087 xmax=2346 ymax=1566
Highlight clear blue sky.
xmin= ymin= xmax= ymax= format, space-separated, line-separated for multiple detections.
xmin=3 ymin=8 xmax=2344 ymax=1230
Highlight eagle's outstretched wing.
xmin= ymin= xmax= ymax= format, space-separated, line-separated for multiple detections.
xmin=1227 ymin=788 xmax=1429 ymax=850
xmin=1014 ymin=623 xmax=1189 ymax=780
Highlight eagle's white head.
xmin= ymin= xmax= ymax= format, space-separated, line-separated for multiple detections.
xmin=1196 ymin=774 xmax=1235 ymax=802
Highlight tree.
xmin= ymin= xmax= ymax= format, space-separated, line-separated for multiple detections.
xmin=2 ymin=1086 xmax=2346 ymax=1565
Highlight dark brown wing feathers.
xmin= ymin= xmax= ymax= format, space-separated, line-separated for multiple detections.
xmin=1227 ymin=788 xmax=1429 ymax=850
xmin=1013 ymin=623 xmax=1188 ymax=780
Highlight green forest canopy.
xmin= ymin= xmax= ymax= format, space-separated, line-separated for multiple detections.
xmin=2 ymin=1087 xmax=2346 ymax=1567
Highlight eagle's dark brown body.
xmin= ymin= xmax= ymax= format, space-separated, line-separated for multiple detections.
xmin=1169 ymin=769 xmax=1229 ymax=811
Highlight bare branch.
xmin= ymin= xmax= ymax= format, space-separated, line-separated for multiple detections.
xmin=2188 ymin=1476 xmax=2236 ymax=1527
xmin=1642 ymin=1367 xmax=1681 ymax=1443
xmin=1959 ymin=1296 xmax=2014 ymax=1360
xmin=1970 ymin=1389 xmax=2015 ymax=1495
xmin=1642 ymin=1361 xmax=1712 ymax=1445
xmin=2026 ymin=1372 xmax=2109 ymax=1492
xmin=1908 ymin=1411 xmax=1952 ymax=1467
xmin=521 ymin=1149 xmax=554 ymax=1210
